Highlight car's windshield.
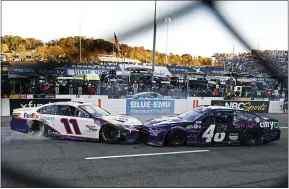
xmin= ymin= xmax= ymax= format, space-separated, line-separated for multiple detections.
xmin=178 ymin=109 xmax=204 ymax=121
xmin=79 ymin=105 xmax=110 ymax=117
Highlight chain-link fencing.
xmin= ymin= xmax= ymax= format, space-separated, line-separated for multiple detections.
xmin=2 ymin=0 xmax=288 ymax=187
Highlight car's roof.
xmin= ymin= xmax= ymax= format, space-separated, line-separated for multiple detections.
xmin=208 ymin=106 xmax=236 ymax=110
xmin=41 ymin=101 xmax=93 ymax=107
xmin=196 ymin=105 xmax=238 ymax=111
xmin=135 ymin=92 xmax=156 ymax=95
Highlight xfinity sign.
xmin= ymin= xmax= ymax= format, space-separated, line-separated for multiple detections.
xmin=20 ymin=101 xmax=51 ymax=108
xmin=9 ymin=99 xmax=71 ymax=116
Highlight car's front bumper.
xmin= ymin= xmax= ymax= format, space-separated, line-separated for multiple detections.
xmin=119 ymin=125 xmax=146 ymax=144
xmin=263 ymin=130 xmax=281 ymax=142
xmin=141 ymin=126 xmax=167 ymax=146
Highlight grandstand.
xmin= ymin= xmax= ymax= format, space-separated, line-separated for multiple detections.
xmin=214 ymin=50 xmax=288 ymax=79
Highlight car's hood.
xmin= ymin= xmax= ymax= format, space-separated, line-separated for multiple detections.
xmin=261 ymin=116 xmax=269 ymax=120
xmin=101 ymin=115 xmax=142 ymax=126
xmin=261 ymin=116 xmax=278 ymax=122
xmin=145 ymin=115 xmax=188 ymax=127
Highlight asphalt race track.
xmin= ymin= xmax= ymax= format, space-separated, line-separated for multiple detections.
xmin=1 ymin=114 xmax=288 ymax=187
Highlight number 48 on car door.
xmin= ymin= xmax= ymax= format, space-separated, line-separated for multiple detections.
xmin=202 ymin=124 xmax=226 ymax=143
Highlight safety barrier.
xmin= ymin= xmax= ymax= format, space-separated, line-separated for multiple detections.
xmin=1 ymin=96 xmax=286 ymax=116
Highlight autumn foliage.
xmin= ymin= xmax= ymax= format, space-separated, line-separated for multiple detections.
xmin=1 ymin=35 xmax=214 ymax=66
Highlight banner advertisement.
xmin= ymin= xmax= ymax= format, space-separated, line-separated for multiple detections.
xmin=206 ymin=69 xmax=228 ymax=76
xmin=67 ymin=69 xmax=106 ymax=76
xmin=231 ymin=97 xmax=252 ymax=101
xmin=166 ymin=66 xmax=204 ymax=74
xmin=211 ymin=100 xmax=269 ymax=113
xmin=126 ymin=99 xmax=175 ymax=115
xmin=33 ymin=94 xmax=56 ymax=99
xmin=66 ymin=64 xmax=121 ymax=71
xmin=37 ymin=69 xmax=66 ymax=75
xmin=119 ymin=64 xmax=171 ymax=78
xmin=8 ymin=68 xmax=66 ymax=75
xmin=9 ymin=99 xmax=71 ymax=115
xmin=19 ymin=94 xmax=27 ymax=99
xmin=9 ymin=68 xmax=36 ymax=74
xmin=2 ymin=94 xmax=27 ymax=99
xmin=166 ymin=66 xmax=227 ymax=76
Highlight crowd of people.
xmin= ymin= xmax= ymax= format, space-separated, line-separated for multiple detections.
xmin=2 ymin=50 xmax=287 ymax=99
xmin=5 ymin=74 xmax=284 ymax=99
xmin=215 ymin=50 xmax=288 ymax=78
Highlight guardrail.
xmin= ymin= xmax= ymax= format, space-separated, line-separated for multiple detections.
xmin=1 ymin=95 xmax=286 ymax=116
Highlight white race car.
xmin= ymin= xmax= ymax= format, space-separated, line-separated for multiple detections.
xmin=10 ymin=101 xmax=144 ymax=143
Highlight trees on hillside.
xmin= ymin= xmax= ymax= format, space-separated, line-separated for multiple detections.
xmin=1 ymin=35 xmax=216 ymax=66
xmin=1 ymin=44 xmax=9 ymax=53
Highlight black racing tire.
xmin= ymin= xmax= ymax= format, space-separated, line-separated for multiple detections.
xmin=166 ymin=129 xmax=187 ymax=147
xmin=242 ymin=131 xmax=263 ymax=146
xmin=28 ymin=120 xmax=45 ymax=136
xmin=100 ymin=125 xmax=121 ymax=144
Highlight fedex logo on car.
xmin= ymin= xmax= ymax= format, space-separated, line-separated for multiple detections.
xmin=24 ymin=113 xmax=39 ymax=119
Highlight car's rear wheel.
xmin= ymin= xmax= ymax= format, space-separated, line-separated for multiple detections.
xmin=243 ymin=131 xmax=262 ymax=146
xmin=167 ymin=129 xmax=187 ymax=147
xmin=100 ymin=125 xmax=121 ymax=144
xmin=28 ymin=120 xmax=45 ymax=136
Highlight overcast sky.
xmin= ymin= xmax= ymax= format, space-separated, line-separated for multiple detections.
xmin=2 ymin=1 xmax=288 ymax=57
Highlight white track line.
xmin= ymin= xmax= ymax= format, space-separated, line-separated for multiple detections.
xmin=85 ymin=150 xmax=209 ymax=160
xmin=280 ymin=127 xmax=288 ymax=129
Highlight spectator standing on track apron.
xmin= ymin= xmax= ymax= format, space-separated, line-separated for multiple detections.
xmin=69 ymin=83 xmax=73 ymax=95
xmin=133 ymin=81 xmax=138 ymax=94
xmin=55 ymin=82 xmax=59 ymax=95
xmin=78 ymin=82 xmax=82 ymax=95
xmin=283 ymin=97 xmax=288 ymax=114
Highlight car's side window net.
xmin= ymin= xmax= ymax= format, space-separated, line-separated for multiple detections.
xmin=235 ymin=111 xmax=258 ymax=122
xmin=213 ymin=111 xmax=234 ymax=124
xmin=37 ymin=105 xmax=55 ymax=115
xmin=201 ymin=115 xmax=212 ymax=124
xmin=75 ymin=108 xmax=88 ymax=118
xmin=57 ymin=105 xmax=76 ymax=117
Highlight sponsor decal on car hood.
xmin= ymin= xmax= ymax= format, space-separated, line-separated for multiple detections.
xmin=101 ymin=115 xmax=142 ymax=126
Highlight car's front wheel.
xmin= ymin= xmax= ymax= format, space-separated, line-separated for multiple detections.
xmin=167 ymin=129 xmax=187 ymax=147
xmin=100 ymin=125 xmax=121 ymax=144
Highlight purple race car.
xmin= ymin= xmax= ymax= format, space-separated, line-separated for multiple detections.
xmin=143 ymin=106 xmax=281 ymax=147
